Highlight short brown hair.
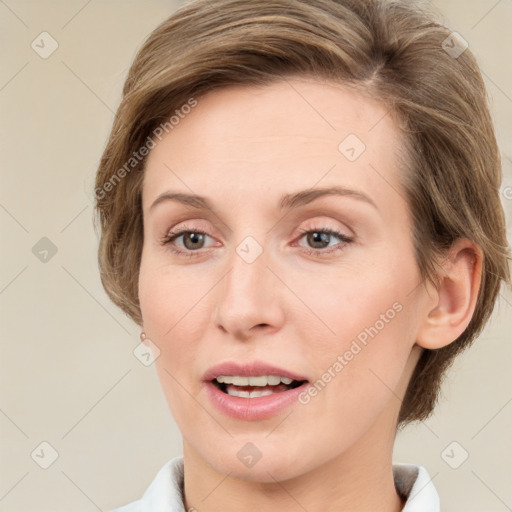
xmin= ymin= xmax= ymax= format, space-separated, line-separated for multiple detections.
xmin=94 ymin=0 xmax=511 ymax=427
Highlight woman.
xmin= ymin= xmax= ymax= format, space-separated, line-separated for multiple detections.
xmin=94 ymin=0 xmax=510 ymax=510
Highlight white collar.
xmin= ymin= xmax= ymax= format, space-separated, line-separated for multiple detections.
xmin=111 ymin=456 xmax=440 ymax=512
xmin=393 ymin=462 xmax=440 ymax=511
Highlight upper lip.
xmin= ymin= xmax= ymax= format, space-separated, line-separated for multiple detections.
xmin=202 ymin=361 xmax=309 ymax=382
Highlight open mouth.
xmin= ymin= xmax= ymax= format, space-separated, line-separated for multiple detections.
xmin=212 ymin=375 xmax=307 ymax=398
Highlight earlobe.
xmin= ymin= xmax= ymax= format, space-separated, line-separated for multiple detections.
xmin=416 ymin=239 xmax=483 ymax=350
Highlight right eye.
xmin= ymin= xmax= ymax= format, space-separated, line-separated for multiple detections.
xmin=160 ymin=226 xmax=217 ymax=257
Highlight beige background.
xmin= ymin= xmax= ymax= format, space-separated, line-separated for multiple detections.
xmin=1 ymin=0 xmax=511 ymax=510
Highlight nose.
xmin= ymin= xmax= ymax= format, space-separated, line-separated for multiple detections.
xmin=213 ymin=241 xmax=285 ymax=341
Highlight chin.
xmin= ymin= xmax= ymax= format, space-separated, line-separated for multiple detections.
xmin=196 ymin=438 xmax=317 ymax=483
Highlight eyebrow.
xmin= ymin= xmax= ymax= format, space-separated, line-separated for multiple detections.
xmin=149 ymin=185 xmax=378 ymax=213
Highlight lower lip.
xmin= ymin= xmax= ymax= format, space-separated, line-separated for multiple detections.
xmin=204 ymin=381 xmax=309 ymax=421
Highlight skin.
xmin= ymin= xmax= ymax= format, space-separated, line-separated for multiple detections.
xmin=138 ymin=76 xmax=482 ymax=512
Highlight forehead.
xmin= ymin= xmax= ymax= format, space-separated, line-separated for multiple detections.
xmin=142 ymin=77 xmax=406 ymax=217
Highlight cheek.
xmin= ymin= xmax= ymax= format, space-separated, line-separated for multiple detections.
xmin=292 ymin=299 xmax=413 ymax=456
xmin=288 ymin=261 xmax=411 ymax=350
xmin=138 ymin=260 xmax=206 ymax=422
xmin=289 ymin=261 xmax=416 ymax=408
xmin=138 ymin=252 xmax=207 ymax=334
xmin=138 ymin=254 xmax=215 ymax=389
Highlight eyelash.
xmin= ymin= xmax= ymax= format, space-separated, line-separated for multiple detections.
xmin=159 ymin=224 xmax=353 ymax=259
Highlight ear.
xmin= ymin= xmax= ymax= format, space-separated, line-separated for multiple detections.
xmin=416 ymin=239 xmax=483 ymax=350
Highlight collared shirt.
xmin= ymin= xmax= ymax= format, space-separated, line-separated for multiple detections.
xmin=111 ymin=456 xmax=440 ymax=512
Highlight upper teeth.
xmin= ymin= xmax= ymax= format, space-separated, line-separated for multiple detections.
xmin=216 ymin=375 xmax=294 ymax=386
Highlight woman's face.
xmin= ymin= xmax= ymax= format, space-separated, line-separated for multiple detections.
xmin=139 ymin=76 xmax=428 ymax=481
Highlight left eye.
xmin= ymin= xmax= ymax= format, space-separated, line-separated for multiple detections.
xmin=295 ymin=228 xmax=353 ymax=253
